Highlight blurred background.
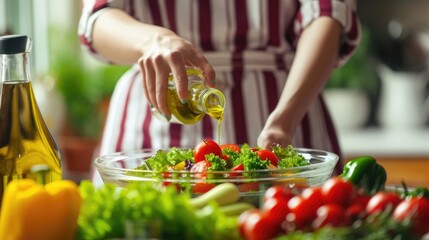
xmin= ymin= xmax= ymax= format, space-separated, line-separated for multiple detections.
xmin=0 ymin=0 xmax=428 ymax=187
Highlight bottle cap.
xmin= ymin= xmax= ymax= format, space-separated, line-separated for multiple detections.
xmin=0 ymin=35 xmax=31 ymax=54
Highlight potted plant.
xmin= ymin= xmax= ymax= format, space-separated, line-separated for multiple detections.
xmin=48 ymin=28 xmax=128 ymax=178
xmin=323 ymin=26 xmax=379 ymax=130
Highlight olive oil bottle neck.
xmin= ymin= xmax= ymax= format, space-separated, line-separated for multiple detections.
xmin=197 ymin=87 xmax=225 ymax=120
xmin=1 ymin=52 xmax=31 ymax=84
xmin=0 ymin=35 xmax=32 ymax=84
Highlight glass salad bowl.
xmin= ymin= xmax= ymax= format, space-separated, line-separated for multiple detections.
xmin=94 ymin=148 xmax=339 ymax=206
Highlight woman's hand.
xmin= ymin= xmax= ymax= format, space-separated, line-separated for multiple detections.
xmin=137 ymin=29 xmax=215 ymax=119
xmin=257 ymin=111 xmax=294 ymax=149
xmin=91 ymin=8 xmax=215 ymax=119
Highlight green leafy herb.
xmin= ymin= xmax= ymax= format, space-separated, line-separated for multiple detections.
xmin=273 ymin=145 xmax=309 ymax=169
xmin=166 ymin=148 xmax=194 ymax=165
xmin=206 ymin=153 xmax=227 ymax=171
xmin=235 ymin=148 xmax=269 ymax=171
xmin=76 ymin=181 xmax=241 ymax=240
xmin=135 ymin=148 xmax=193 ymax=172
xmin=221 ymin=148 xmax=240 ymax=165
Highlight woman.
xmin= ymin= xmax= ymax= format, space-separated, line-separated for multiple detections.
xmin=79 ymin=0 xmax=361 ymax=184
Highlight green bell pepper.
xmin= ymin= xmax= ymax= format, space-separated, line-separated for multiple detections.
xmin=341 ymin=156 xmax=387 ymax=194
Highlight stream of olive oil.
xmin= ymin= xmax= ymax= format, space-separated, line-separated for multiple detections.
xmin=206 ymin=105 xmax=224 ymax=144
xmin=0 ymin=82 xmax=62 ymax=205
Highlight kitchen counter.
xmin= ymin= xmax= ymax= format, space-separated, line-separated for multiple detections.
xmin=337 ymin=127 xmax=429 ymax=188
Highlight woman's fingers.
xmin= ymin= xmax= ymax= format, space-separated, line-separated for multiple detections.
xmin=154 ymin=61 xmax=171 ymax=119
xmin=138 ymin=32 xmax=217 ymax=120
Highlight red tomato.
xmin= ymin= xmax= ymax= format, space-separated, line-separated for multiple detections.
xmin=262 ymin=196 xmax=291 ymax=224
xmin=393 ymin=197 xmax=429 ymax=236
xmin=283 ymin=212 xmax=308 ymax=232
xmin=193 ymin=139 xmax=222 ymax=162
xmin=256 ymin=149 xmax=279 ymax=166
xmin=366 ymin=191 xmax=401 ymax=215
xmin=238 ymin=209 xmax=259 ymax=237
xmin=350 ymin=194 xmax=371 ymax=207
xmin=243 ymin=210 xmax=279 ymax=240
xmin=312 ymin=204 xmax=347 ymax=230
xmin=345 ymin=204 xmax=366 ymax=224
xmin=190 ymin=160 xmax=210 ymax=179
xmin=264 ymin=185 xmax=294 ymax=202
xmin=288 ymin=187 xmax=324 ymax=226
xmin=192 ymin=182 xmax=216 ymax=194
xmin=321 ymin=177 xmax=357 ymax=207
xmin=220 ymin=143 xmax=241 ymax=152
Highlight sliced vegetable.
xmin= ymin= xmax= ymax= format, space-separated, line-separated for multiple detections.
xmin=218 ymin=202 xmax=255 ymax=216
xmin=189 ymin=183 xmax=240 ymax=209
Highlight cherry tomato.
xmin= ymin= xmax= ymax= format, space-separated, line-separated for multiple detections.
xmin=262 ymin=196 xmax=291 ymax=224
xmin=238 ymin=209 xmax=259 ymax=237
xmin=192 ymin=182 xmax=216 ymax=194
xmin=190 ymin=160 xmax=210 ymax=179
xmin=243 ymin=210 xmax=279 ymax=240
xmin=193 ymin=139 xmax=222 ymax=162
xmin=288 ymin=187 xmax=324 ymax=225
xmin=345 ymin=204 xmax=366 ymax=224
xmin=220 ymin=143 xmax=241 ymax=153
xmin=350 ymin=194 xmax=371 ymax=208
xmin=366 ymin=191 xmax=401 ymax=215
xmin=321 ymin=177 xmax=357 ymax=207
xmin=312 ymin=203 xmax=347 ymax=230
xmin=264 ymin=185 xmax=294 ymax=202
xmin=256 ymin=149 xmax=279 ymax=166
xmin=283 ymin=212 xmax=308 ymax=232
xmin=393 ymin=197 xmax=429 ymax=236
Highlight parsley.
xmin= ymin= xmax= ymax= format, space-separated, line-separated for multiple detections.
xmin=206 ymin=153 xmax=227 ymax=171
xmin=235 ymin=148 xmax=269 ymax=171
xmin=273 ymin=145 xmax=309 ymax=169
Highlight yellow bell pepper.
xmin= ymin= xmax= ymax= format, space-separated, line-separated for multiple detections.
xmin=0 ymin=179 xmax=81 ymax=240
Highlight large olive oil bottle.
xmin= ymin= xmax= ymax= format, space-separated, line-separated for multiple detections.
xmin=0 ymin=35 xmax=62 ymax=205
xmin=151 ymin=67 xmax=225 ymax=124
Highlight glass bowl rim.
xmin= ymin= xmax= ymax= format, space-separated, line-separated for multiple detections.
xmin=93 ymin=147 xmax=339 ymax=175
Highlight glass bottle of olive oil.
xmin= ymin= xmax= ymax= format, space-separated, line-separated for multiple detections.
xmin=151 ymin=68 xmax=225 ymax=124
xmin=0 ymin=35 xmax=62 ymax=205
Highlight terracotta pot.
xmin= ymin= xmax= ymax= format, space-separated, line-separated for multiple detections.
xmin=59 ymin=135 xmax=99 ymax=173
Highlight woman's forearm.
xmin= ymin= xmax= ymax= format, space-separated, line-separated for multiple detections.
xmin=270 ymin=17 xmax=342 ymax=133
xmin=91 ymin=8 xmax=175 ymax=65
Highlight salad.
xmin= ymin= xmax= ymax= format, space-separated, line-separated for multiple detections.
xmin=128 ymin=139 xmax=309 ymax=193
